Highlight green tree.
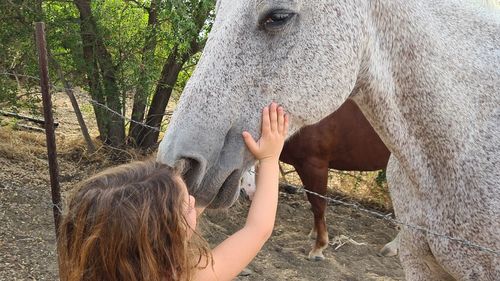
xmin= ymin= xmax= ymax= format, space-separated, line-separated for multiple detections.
xmin=131 ymin=0 xmax=215 ymax=149
xmin=0 ymin=0 xmax=43 ymax=110
xmin=128 ymin=0 xmax=162 ymax=144
xmin=73 ymin=0 xmax=125 ymax=146
xmin=0 ymin=0 xmax=215 ymax=148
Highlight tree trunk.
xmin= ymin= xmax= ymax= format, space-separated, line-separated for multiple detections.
xmin=136 ymin=47 xmax=184 ymax=149
xmin=96 ymin=38 xmax=125 ymax=146
xmin=128 ymin=0 xmax=160 ymax=146
xmin=74 ymin=0 xmax=125 ymax=147
xmin=136 ymin=0 xmax=213 ymax=149
xmin=48 ymin=51 xmax=96 ymax=153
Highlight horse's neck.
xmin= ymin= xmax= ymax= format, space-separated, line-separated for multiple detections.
xmin=352 ymin=0 xmax=500 ymax=188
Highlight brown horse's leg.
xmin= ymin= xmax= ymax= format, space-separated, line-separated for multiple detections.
xmin=296 ymin=163 xmax=329 ymax=261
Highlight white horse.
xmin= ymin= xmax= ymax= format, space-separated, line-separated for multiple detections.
xmin=158 ymin=0 xmax=499 ymax=279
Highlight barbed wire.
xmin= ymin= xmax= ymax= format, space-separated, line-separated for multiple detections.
xmin=86 ymin=98 xmax=162 ymax=132
xmin=3 ymin=72 xmax=499 ymax=257
xmin=0 ymin=72 xmax=42 ymax=80
xmin=1 ymin=72 xmax=166 ymax=133
xmin=1 ymin=71 xmax=175 ymax=150
xmin=246 ymin=168 xmax=500 ymax=256
xmin=49 ymin=202 xmax=63 ymax=214
xmin=293 ymin=182 xmax=500 ymax=257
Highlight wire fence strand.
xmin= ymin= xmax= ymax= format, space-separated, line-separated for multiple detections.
xmin=1 ymin=72 xmax=169 ymax=133
xmin=248 ymin=169 xmax=500 ymax=257
xmin=2 ymin=71 xmax=499 ymax=257
xmin=298 ymin=184 xmax=500 ymax=257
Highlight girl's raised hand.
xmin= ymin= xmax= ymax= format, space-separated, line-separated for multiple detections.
xmin=242 ymin=102 xmax=289 ymax=163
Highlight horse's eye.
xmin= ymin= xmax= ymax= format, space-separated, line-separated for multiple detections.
xmin=260 ymin=10 xmax=296 ymax=31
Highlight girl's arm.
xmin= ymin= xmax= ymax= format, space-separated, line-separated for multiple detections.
xmin=195 ymin=103 xmax=289 ymax=281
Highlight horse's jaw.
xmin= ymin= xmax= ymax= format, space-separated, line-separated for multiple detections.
xmin=204 ymin=168 xmax=244 ymax=209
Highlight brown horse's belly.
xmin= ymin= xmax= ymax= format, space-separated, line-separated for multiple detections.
xmin=327 ymin=150 xmax=389 ymax=171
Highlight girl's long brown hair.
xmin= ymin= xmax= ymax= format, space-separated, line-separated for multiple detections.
xmin=58 ymin=159 xmax=211 ymax=281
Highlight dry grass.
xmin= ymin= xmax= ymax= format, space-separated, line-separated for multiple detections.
xmin=0 ymin=123 xmax=152 ymax=176
xmin=0 ymin=124 xmax=392 ymax=211
xmin=0 ymin=126 xmax=47 ymax=160
xmin=57 ymin=137 xmax=156 ymax=180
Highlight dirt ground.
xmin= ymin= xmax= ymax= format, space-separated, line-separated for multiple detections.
xmin=0 ymin=92 xmax=404 ymax=280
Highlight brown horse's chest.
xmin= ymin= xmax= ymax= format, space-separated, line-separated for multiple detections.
xmin=280 ymin=100 xmax=390 ymax=172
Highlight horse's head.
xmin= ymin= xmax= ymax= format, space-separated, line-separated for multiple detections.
xmin=158 ymin=0 xmax=368 ymax=208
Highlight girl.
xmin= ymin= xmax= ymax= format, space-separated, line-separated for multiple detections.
xmin=58 ymin=103 xmax=289 ymax=281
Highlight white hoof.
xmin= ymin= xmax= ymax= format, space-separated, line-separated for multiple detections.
xmin=308 ymin=249 xmax=325 ymax=261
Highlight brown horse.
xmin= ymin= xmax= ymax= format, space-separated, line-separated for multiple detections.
xmin=242 ymin=99 xmax=390 ymax=261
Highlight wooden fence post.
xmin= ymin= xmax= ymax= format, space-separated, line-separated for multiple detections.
xmin=35 ymin=22 xmax=62 ymax=237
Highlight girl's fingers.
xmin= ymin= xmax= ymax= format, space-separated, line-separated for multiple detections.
xmin=269 ymin=102 xmax=278 ymax=132
xmin=242 ymin=131 xmax=259 ymax=155
xmin=277 ymin=106 xmax=284 ymax=134
xmin=261 ymin=106 xmax=270 ymax=135
xmin=283 ymin=114 xmax=290 ymax=136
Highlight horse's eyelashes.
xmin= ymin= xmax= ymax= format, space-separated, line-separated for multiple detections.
xmin=270 ymin=13 xmax=290 ymax=21
xmin=259 ymin=9 xmax=296 ymax=31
